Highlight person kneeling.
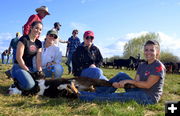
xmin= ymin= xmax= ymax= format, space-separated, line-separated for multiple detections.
xmin=33 ymin=30 xmax=64 ymax=79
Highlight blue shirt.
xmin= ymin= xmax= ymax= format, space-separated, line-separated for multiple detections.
xmin=67 ymin=36 xmax=80 ymax=54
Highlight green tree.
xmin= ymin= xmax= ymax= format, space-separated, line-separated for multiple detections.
xmin=160 ymin=50 xmax=179 ymax=63
xmin=123 ymin=32 xmax=160 ymax=59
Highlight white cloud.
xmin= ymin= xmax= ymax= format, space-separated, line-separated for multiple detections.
xmin=100 ymin=31 xmax=180 ymax=58
xmin=70 ymin=22 xmax=89 ymax=33
xmin=0 ymin=33 xmax=14 ymax=53
xmin=158 ymin=32 xmax=180 ymax=57
xmin=38 ymin=0 xmax=53 ymax=3
xmin=125 ymin=31 xmax=149 ymax=40
xmin=80 ymin=0 xmax=94 ymax=4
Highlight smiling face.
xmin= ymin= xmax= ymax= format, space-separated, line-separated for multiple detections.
xmin=83 ymin=36 xmax=94 ymax=47
xmin=144 ymin=44 xmax=160 ymax=64
xmin=30 ymin=22 xmax=43 ymax=39
xmin=46 ymin=34 xmax=57 ymax=46
xmin=38 ymin=10 xmax=48 ymax=18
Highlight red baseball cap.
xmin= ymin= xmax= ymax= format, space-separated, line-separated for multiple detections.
xmin=83 ymin=31 xmax=94 ymax=38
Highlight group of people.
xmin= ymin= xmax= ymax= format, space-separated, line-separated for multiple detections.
xmin=6 ymin=6 xmax=166 ymax=105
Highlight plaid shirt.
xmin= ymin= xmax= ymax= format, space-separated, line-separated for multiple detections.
xmin=72 ymin=43 xmax=103 ymax=76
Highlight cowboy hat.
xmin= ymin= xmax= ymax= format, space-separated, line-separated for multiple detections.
xmin=35 ymin=6 xmax=50 ymax=15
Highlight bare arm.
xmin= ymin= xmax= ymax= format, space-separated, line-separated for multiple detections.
xmin=8 ymin=46 xmax=11 ymax=54
xmin=113 ymin=75 xmax=160 ymax=89
xmin=16 ymin=42 xmax=29 ymax=71
xmin=36 ymin=48 xmax=42 ymax=71
xmin=8 ymin=40 xmax=12 ymax=54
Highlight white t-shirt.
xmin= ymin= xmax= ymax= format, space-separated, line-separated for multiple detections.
xmin=33 ymin=41 xmax=62 ymax=69
xmin=41 ymin=43 xmax=62 ymax=69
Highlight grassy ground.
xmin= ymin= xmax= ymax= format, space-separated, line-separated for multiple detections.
xmin=0 ymin=63 xmax=179 ymax=116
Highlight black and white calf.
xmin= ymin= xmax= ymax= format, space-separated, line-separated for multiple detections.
xmin=9 ymin=76 xmax=113 ymax=98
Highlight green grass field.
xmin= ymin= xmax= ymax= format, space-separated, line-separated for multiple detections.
xmin=0 ymin=63 xmax=179 ymax=116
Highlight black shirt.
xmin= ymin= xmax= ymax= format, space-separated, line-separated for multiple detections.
xmin=14 ymin=35 xmax=42 ymax=68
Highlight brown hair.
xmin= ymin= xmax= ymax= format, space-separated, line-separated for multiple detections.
xmin=72 ymin=29 xmax=78 ymax=34
xmin=144 ymin=40 xmax=160 ymax=59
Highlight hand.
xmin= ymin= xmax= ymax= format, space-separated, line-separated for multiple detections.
xmin=112 ymin=81 xmax=124 ymax=88
xmin=46 ymin=62 xmax=52 ymax=67
xmin=89 ymin=64 xmax=96 ymax=68
xmin=35 ymin=71 xmax=45 ymax=79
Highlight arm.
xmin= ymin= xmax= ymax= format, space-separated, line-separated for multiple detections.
xmin=16 ymin=42 xmax=29 ymax=71
xmin=59 ymin=38 xmax=68 ymax=43
xmin=95 ymin=47 xmax=103 ymax=67
xmin=113 ymin=75 xmax=160 ymax=89
xmin=36 ymin=48 xmax=42 ymax=71
xmin=8 ymin=40 xmax=12 ymax=54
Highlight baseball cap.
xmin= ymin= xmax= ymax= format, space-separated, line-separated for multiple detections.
xmin=83 ymin=31 xmax=94 ymax=39
xmin=47 ymin=30 xmax=58 ymax=37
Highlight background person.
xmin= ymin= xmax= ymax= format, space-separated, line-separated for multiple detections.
xmin=79 ymin=40 xmax=166 ymax=105
xmin=11 ymin=21 xmax=43 ymax=91
xmin=8 ymin=32 xmax=21 ymax=63
xmin=33 ymin=30 xmax=64 ymax=78
xmin=23 ymin=6 xmax=50 ymax=36
xmin=51 ymin=22 xmax=68 ymax=47
xmin=1 ymin=49 xmax=9 ymax=64
xmin=66 ymin=29 xmax=80 ymax=74
xmin=5 ymin=32 xmax=21 ymax=78
xmin=72 ymin=31 xmax=107 ymax=80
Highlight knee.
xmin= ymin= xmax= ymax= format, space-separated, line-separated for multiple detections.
xmin=81 ymin=67 xmax=103 ymax=79
xmin=117 ymin=72 xmax=128 ymax=77
xmin=54 ymin=65 xmax=64 ymax=78
xmin=23 ymin=81 xmax=35 ymax=90
xmin=93 ymin=68 xmax=103 ymax=76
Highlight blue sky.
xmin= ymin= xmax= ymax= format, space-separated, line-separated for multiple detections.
xmin=1 ymin=0 xmax=180 ymax=58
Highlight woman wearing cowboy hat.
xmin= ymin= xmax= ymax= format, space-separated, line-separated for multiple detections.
xmin=23 ymin=6 xmax=50 ymax=36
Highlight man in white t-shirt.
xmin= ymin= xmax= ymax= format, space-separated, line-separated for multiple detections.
xmin=52 ymin=22 xmax=68 ymax=47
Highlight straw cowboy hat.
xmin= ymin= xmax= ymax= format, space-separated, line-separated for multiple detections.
xmin=35 ymin=6 xmax=50 ymax=15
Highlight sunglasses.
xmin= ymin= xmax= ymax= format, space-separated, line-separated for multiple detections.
xmin=86 ymin=36 xmax=94 ymax=40
xmin=73 ymin=32 xmax=78 ymax=34
xmin=49 ymin=34 xmax=57 ymax=39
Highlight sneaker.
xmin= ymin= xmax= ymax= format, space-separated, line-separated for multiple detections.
xmin=8 ymin=84 xmax=22 ymax=95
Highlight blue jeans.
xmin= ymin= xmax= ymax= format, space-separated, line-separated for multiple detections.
xmin=11 ymin=64 xmax=35 ymax=90
xmin=79 ymin=72 xmax=156 ymax=105
xmin=80 ymin=67 xmax=108 ymax=80
xmin=12 ymin=49 xmax=16 ymax=63
xmin=1 ymin=54 xmax=9 ymax=64
xmin=66 ymin=53 xmax=73 ymax=73
xmin=43 ymin=64 xmax=64 ymax=78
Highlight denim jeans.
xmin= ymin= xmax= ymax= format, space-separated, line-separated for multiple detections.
xmin=11 ymin=64 xmax=35 ymax=90
xmin=66 ymin=53 xmax=73 ymax=73
xmin=43 ymin=64 xmax=64 ymax=78
xmin=79 ymin=72 xmax=156 ymax=105
xmin=80 ymin=67 xmax=108 ymax=81
xmin=1 ymin=54 xmax=9 ymax=64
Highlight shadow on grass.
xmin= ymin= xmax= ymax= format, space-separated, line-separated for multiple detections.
xmin=0 ymin=84 xmax=10 ymax=96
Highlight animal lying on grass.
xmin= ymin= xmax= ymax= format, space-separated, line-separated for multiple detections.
xmin=8 ymin=71 xmax=113 ymax=98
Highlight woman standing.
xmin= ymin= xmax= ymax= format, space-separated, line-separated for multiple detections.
xmin=79 ymin=40 xmax=166 ymax=105
xmin=12 ymin=21 xmax=43 ymax=91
